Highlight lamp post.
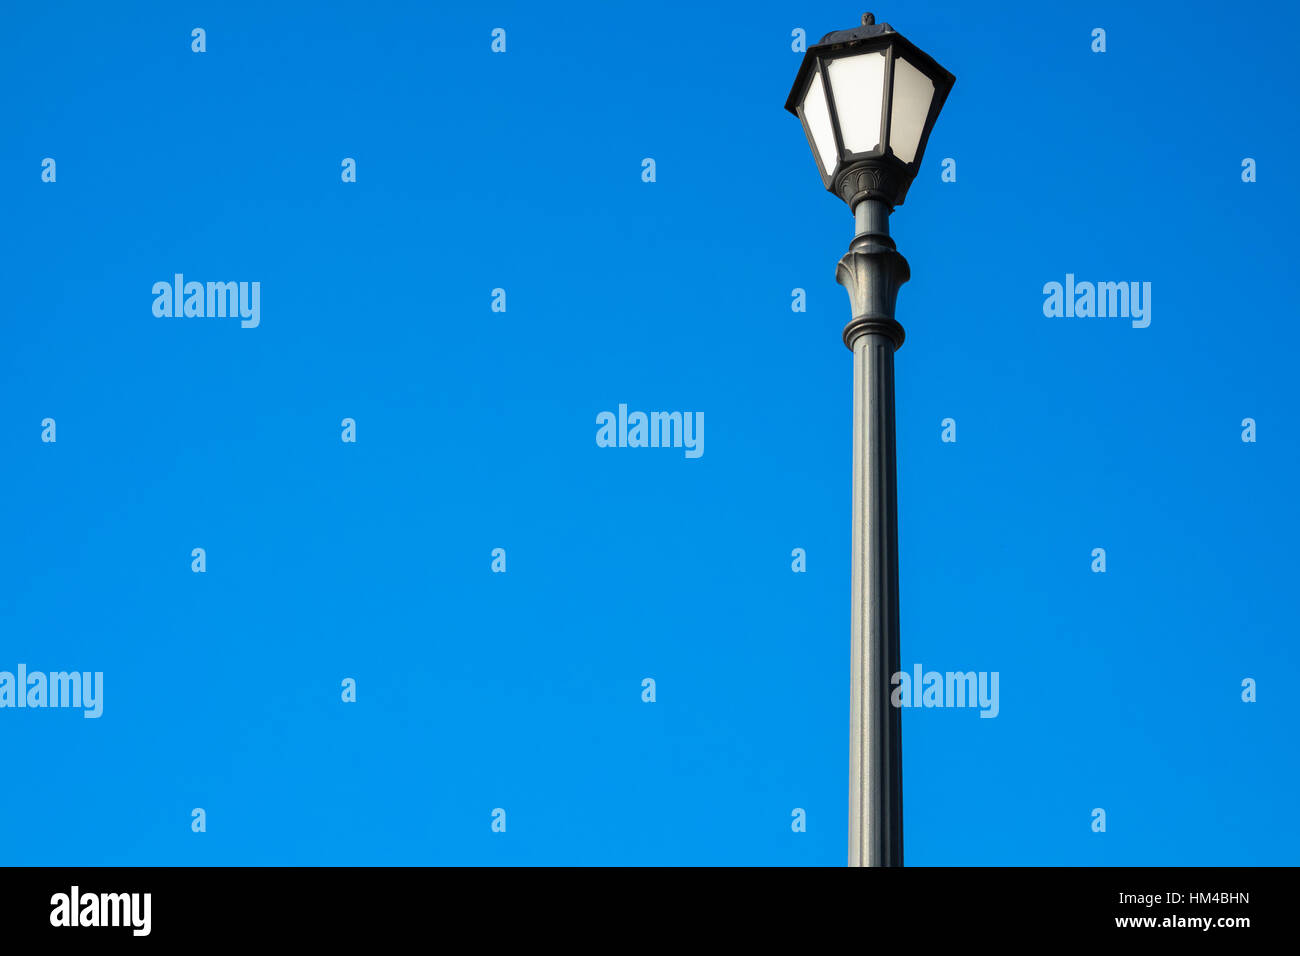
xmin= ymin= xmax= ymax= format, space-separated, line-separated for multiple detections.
xmin=785 ymin=13 xmax=955 ymax=868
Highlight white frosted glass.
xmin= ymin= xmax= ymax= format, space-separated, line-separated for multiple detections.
xmin=889 ymin=55 xmax=935 ymax=164
xmin=801 ymin=70 xmax=838 ymax=176
xmin=828 ymin=51 xmax=886 ymax=154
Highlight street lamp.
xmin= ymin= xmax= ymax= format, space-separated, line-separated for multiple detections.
xmin=785 ymin=12 xmax=955 ymax=868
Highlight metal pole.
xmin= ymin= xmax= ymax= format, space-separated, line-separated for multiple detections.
xmin=837 ymin=197 xmax=908 ymax=866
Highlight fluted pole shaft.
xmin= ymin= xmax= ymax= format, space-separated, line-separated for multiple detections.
xmin=838 ymin=197 xmax=908 ymax=867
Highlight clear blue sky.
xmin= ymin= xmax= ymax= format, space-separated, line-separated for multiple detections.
xmin=1 ymin=0 xmax=1296 ymax=865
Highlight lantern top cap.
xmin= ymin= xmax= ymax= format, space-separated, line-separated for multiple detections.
xmin=818 ymin=12 xmax=895 ymax=46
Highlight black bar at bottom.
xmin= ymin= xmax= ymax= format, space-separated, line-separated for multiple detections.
xmin=0 ymin=865 xmax=1282 ymax=942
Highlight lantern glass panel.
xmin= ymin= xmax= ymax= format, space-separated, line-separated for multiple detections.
xmin=828 ymin=50 xmax=887 ymax=155
xmin=800 ymin=69 xmax=839 ymax=177
xmin=888 ymin=54 xmax=935 ymax=164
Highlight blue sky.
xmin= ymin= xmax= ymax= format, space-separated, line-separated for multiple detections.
xmin=1 ymin=0 xmax=1296 ymax=865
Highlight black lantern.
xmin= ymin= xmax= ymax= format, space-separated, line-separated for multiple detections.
xmin=785 ymin=13 xmax=955 ymax=208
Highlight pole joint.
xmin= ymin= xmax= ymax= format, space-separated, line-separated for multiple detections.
xmin=837 ymin=199 xmax=910 ymax=351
